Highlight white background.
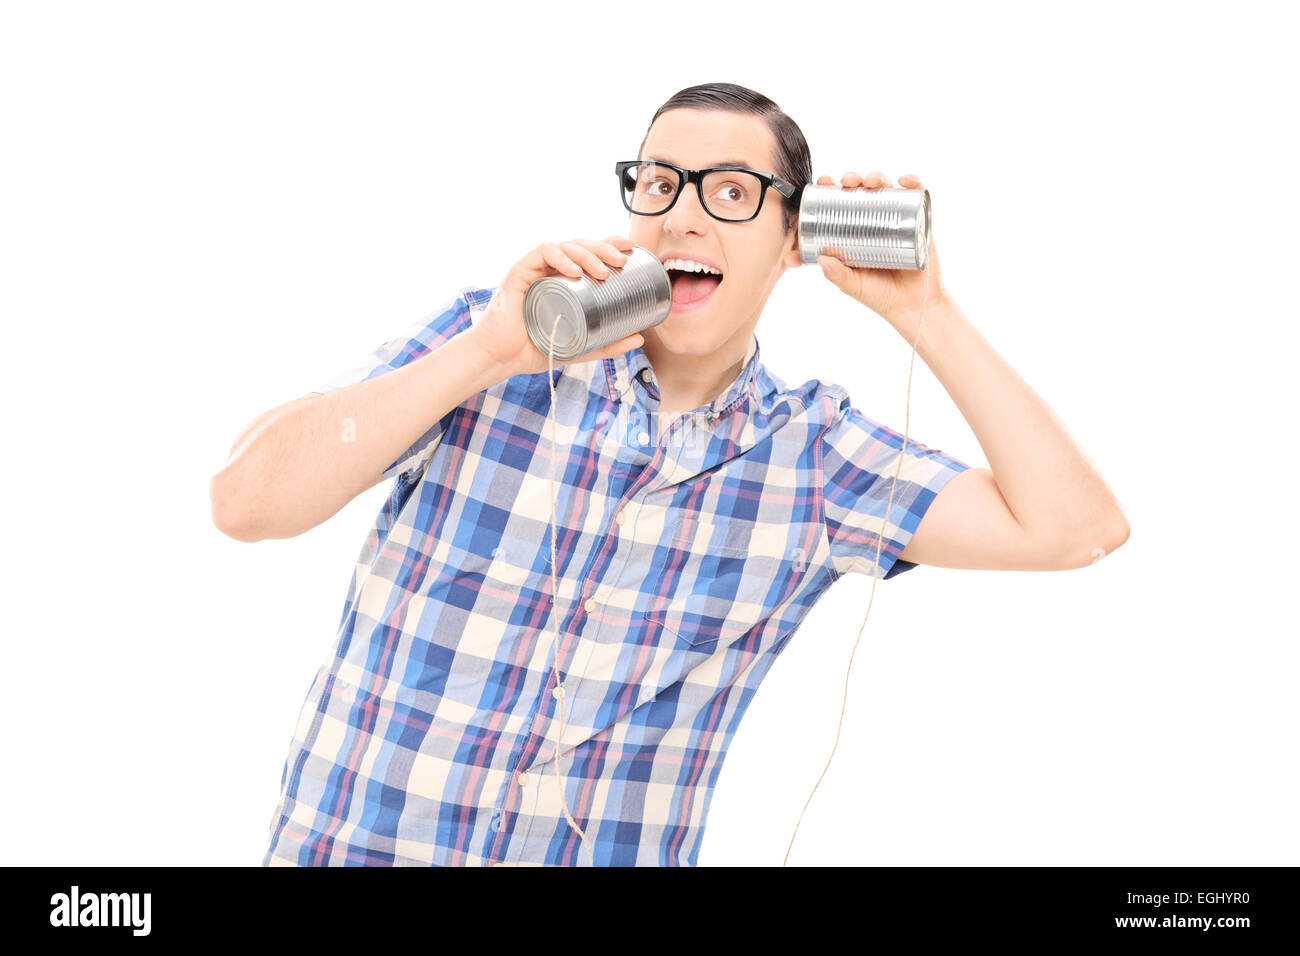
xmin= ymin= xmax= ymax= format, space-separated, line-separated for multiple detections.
xmin=3 ymin=0 xmax=1295 ymax=867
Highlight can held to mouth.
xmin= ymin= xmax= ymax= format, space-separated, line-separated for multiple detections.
xmin=797 ymin=185 xmax=931 ymax=270
xmin=523 ymin=244 xmax=672 ymax=363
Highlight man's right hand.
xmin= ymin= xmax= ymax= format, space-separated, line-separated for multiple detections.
xmin=467 ymin=236 xmax=647 ymax=377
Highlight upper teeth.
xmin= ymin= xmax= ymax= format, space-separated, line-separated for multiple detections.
xmin=664 ymin=258 xmax=721 ymax=276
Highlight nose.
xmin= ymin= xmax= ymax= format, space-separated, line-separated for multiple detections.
xmin=663 ymin=182 xmax=710 ymax=237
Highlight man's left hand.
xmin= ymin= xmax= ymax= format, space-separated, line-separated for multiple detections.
xmin=813 ymin=171 xmax=951 ymax=325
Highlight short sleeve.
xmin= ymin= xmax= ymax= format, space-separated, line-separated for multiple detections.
xmin=312 ymin=285 xmax=488 ymax=482
xmin=819 ymin=386 xmax=971 ymax=580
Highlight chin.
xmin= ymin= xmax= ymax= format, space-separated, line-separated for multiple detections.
xmin=647 ymin=320 xmax=726 ymax=356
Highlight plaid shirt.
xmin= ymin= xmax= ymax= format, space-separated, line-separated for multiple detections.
xmin=262 ymin=285 xmax=971 ymax=866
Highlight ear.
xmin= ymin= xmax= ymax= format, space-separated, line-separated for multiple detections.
xmin=780 ymin=222 xmax=802 ymax=270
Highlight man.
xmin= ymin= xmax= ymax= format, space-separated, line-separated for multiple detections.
xmin=212 ymin=82 xmax=1129 ymax=866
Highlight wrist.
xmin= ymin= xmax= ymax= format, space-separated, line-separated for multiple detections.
xmin=454 ymin=327 xmax=519 ymax=392
xmin=887 ymin=291 xmax=958 ymax=328
xmin=884 ymin=292 xmax=962 ymax=351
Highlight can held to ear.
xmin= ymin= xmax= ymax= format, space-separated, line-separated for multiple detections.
xmin=523 ymin=244 xmax=672 ymax=363
xmin=797 ymin=184 xmax=932 ymax=270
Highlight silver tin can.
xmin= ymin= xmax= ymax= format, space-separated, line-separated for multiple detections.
xmin=797 ymin=184 xmax=931 ymax=270
xmin=523 ymin=244 xmax=672 ymax=363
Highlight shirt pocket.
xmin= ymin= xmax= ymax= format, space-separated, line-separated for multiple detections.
xmin=485 ymin=526 xmax=552 ymax=589
xmin=461 ymin=473 xmax=558 ymax=591
xmin=644 ymin=515 xmax=805 ymax=651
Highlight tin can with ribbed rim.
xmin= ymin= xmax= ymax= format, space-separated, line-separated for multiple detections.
xmin=523 ymin=244 xmax=672 ymax=363
xmin=797 ymin=184 xmax=932 ymax=270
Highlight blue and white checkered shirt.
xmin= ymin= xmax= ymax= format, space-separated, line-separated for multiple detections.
xmin=262 ymin=285 xmax=971 ymax=866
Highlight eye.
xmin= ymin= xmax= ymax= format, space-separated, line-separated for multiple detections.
xmin=645 ymin=177 xmax=675 ymax=196
xmin=713 ymin=182 xmax=747 ymax=204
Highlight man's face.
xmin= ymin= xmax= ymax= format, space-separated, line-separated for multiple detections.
xmin=628 ymin=108 xmax=802 ymax=359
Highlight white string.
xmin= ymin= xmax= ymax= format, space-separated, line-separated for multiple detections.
xmin=543 ymin=307 xmax=597 ymax=866
xmin=782 ymin=282 xmax=930 ymax=867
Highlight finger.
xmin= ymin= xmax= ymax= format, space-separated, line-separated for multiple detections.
xmin=817 ymin=253 xmax=853 ymax=291
xmin=559 ymin=240 xmax=612 ymax=279
xmin=570 ymin=237 xmax=629 ymax=268
xmin=540 ymin=241 xmax=584 ymax=277
xmin=865 ymin=170 xmax=892 ymax=190
xmin=842 ymin=170 xmax=863 ymax=189
xmin=925 ymin=226 xmax=941 ymax=274
xmin=601 ymin=235 xmax=637 ymax=252
xmin=899 ymin=173 xmax=922 ymax=188
xmin=815 ymin=174 xmax=835 ymax=186
xmin=589 ymin=332 xmax=644 ymax=361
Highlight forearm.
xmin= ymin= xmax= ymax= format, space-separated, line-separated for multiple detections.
xmin=889 ymin=296 xmax=1129 ymax=548
xmin=211 ymin=329 xmax=514 ymax=541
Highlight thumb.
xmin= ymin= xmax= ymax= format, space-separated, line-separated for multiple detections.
xmin=818 ymin=254 xmax=851 ymax=289
xmin=592 ymin=332 xmax=644 ymax=361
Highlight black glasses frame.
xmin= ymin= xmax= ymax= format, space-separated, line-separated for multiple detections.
xmin=615 ymin=159 xmax=797 ymax=224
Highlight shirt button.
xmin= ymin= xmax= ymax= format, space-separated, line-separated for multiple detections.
xmin=584 ymin=597 xmax=595 ymax=612
xmin=637 ymin=430 xmax=650 ymax=445
xmin=615 ymin=510 xmax=626 ymax=526
xmin=553 ymin=682 xmax=566 ymax=699
xmin=640 ymin=368 xmax=653 ymax=384
xmin=518 ymin=771 xmax=531 ymax=787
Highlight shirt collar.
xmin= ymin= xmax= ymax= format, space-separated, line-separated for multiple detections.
xmin=603 ymin=332 xmax=761 ymax=422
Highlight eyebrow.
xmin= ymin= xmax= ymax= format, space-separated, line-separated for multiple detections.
xmin=645 ymin=155 xmax=762 ymax=170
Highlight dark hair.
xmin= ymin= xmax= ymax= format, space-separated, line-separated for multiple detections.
xmin=638 ymin=82 xmax=812 ymax=235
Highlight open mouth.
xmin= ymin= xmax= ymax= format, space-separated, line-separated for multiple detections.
xmin=666 ymin=264 xmax=724 ymax=313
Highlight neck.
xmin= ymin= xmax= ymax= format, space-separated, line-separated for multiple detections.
xmin=642 ymin=326 xmax=756 ymax=414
